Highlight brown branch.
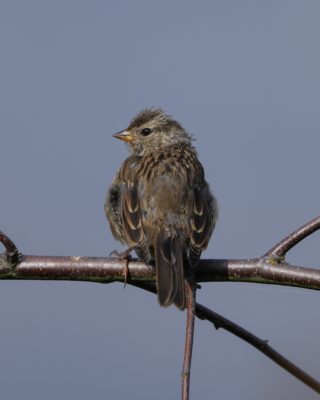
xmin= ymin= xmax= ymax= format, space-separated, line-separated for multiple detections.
xmin=1 ymin=217 xmax=320 ymax=396
xmin=1 ymin=255 xmax=320 ymax=292
xmin=1 ymin=216 xmax=320 ymax=288
xmin=264 ymin=215 xmax=320 ymax=258
xmin=181 ymin=282 xmax=196 ymax=400
xmin=195 ymin=304 xmax=320 ymax=394
xmin=130 ymin=281 xmax=320 ymax=395
xmin=0 ymin=231 xmax=21 ymax=265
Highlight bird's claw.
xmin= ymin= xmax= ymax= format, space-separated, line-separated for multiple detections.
xmin=109 ymin=247 xmax=133 ymax=259
xmin=109 ymin=247 xmax=134 ymax=287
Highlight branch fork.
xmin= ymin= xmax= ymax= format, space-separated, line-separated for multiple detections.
xmin=1 ymin=217 xmax=320 ymax=397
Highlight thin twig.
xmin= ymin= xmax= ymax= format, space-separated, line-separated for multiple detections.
xmin=195 ymin=303 xmax=320 ymax=394
xmin=1 ymin=216 xmax=320 ymax=395
xmin=130 ymin=281 xmax=320 ymax=395
xmin=181 ymin=282 xmax=196 ymax=400
xmin=0 ymin=230 xmax=21 ymax=265
xmin=264 ymin=216 xmax=320 ymax=258
xmin=0 ymin=231 xmax=18 ymax=254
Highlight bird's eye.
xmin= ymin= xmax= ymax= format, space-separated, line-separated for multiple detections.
xmin=140 ymin=127 xmax=152 ymax=136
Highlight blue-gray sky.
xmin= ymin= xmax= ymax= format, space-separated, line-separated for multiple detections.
xmin=1 ymin=1 xmax=320 ymax=399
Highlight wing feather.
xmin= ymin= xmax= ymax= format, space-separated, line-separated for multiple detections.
xmin=120 ymin=182 xmax=150 ymax=261
xmin=189 ymin=185 xmax=216 ymax=267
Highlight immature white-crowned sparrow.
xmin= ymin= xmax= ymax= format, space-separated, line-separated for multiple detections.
xmin=105 ymin=109 xmax=218 ymax=309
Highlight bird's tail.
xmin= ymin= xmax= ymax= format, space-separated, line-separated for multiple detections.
xmin=155 ymin=230 xmax=186 ymax=310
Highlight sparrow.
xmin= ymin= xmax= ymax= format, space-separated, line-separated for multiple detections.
xmin=105 ymin=109 xmax=218 ymax=310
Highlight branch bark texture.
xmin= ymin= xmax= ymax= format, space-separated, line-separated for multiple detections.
xmin=1 ymin=255 xmax=320 ymax=292
xmin=1 ymin=216 xmax=320 ymax=396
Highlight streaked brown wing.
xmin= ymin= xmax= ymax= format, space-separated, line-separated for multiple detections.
xmin=121 ymin=183 xmax=144 ymax=243
xmin=189 ymin=184 xmax=215 ymax=267
xmin=191 ymin=186 xmax=212 ymax=248
xmin=121 ymin=182 xmax=150 ymax=261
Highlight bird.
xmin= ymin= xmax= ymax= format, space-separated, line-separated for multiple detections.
xmin=105 ymin=108 xmax=218 ymax=310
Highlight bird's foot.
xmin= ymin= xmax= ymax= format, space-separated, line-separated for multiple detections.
xmin=109 ymin=247 xmax=134 ymax=259
xmin=109 ymin=247 xmax=134 ymax=288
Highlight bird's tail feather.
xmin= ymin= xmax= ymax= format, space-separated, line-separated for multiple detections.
xmin=155 ymin=230 xmax=186 ymax=310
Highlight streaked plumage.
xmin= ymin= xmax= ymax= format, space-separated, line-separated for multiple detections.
xmin=105 ymin=109 xmax=218 ymax=310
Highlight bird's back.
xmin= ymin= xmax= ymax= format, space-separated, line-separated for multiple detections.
xmin=106 ymin=144 xmax=216 ymax=309
xmin=105 ymin=108 xmax=218 ymax=310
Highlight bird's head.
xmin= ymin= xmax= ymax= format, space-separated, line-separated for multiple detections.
xmin=113 ymin=108 xmax=193 ymax=156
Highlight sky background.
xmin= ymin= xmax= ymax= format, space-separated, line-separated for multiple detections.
xmin=1 ymin=1 xmax=320 ymax=399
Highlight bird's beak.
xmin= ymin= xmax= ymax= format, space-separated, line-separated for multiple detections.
xmin=113 ymin=130 xmax=135 ymax=142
